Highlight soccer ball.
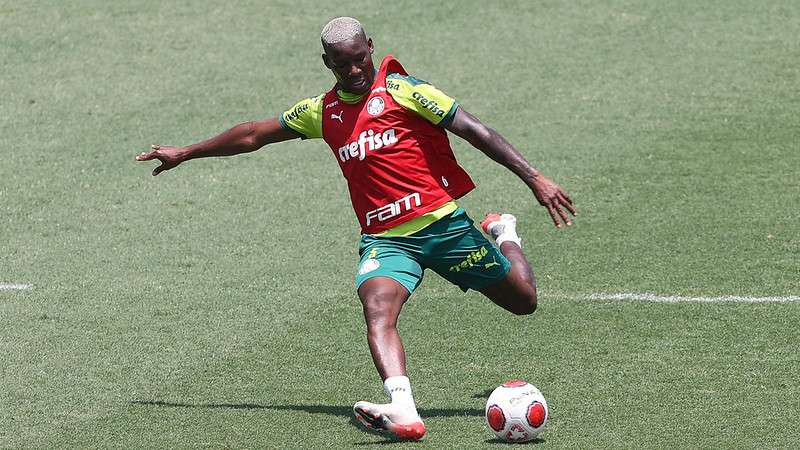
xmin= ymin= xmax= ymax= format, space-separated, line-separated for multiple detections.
xmin=485 ymin=380 xmax=549 ymax=442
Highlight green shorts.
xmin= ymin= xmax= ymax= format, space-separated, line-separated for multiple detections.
xmin=355 ymin=208 xmax=512 ymax=294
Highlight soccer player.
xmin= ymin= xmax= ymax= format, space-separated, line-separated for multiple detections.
xmin=136 ymin=17 xmax=575 ymax=441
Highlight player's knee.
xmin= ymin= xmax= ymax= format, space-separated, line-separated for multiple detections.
xmin=507 ymin=269 xmax=537 ymax=315
xmin=361 ymin=291 xmax=390 ymax=318
xmin=360 ymin=284 xmax=405 ymax=327
xmin=511 ymin=285 xmax=537 ymax=315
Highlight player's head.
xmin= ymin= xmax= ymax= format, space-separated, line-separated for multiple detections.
xmin=321 ymin=17 xmax=375 ymax=95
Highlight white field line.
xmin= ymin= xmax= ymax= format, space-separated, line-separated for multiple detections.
xmin=583 ymin=292 xmax=800 ymax=303
xmin=0 ymin=283 xmax=33 ymax=291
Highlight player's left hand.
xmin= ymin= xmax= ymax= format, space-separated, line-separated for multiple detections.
xmin=530 ymin=175 xmax=575 ymax=228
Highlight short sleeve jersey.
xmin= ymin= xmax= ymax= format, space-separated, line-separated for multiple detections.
xmin=279 ymin=73 xmax=458 ymax=139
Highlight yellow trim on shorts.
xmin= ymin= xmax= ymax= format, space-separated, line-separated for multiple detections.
xmin=372 ymin=201 xmax=458 ymax=237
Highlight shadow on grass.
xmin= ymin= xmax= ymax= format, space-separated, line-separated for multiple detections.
xmin=130 ymin=400 xmax=482 ymax=418
xmin=472 ymin=388 xmax=495 ymax=399
xmin=485 ymin=437 xmax=546 ymax=445
xmin=131 ymin=400 xmax=484 ymax=445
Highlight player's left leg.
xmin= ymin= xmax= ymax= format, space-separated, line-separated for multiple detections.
xmin=478 ymin=214 xmax=537 ymax=315
xmin=477 ymin=240 xmax=537 ymax=315
xmin=424 ymin=209 xmax=536 ymax=315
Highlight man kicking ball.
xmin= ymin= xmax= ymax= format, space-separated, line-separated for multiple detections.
xmin=136 ymin=17 xmax=575 ymax=440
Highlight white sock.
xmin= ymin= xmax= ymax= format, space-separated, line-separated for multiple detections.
xmin=384 ymin=376 xmax=417 ymax=410
xmin=497 ymin=231 xmax=522 ymax=248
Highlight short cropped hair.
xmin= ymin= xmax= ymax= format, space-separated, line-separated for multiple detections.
xmin=321 ymin=17 xmax=365 ymax=46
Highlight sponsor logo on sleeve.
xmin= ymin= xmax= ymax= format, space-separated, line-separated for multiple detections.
xmin=411 ymin=91 xmax=446 ymax=118
xmin=284 ymin=102 xmax=310 ymax=122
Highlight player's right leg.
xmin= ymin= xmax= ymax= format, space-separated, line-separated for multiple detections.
xmin=357 ymin=277 xmax=411 ymax=381
xmin=352 ymin=238 xmax=426 ymax=440
xmin=354 ymin=278 xmax=426 ymax=440
xmin=478 ymin=213 xmax=538 ymax=315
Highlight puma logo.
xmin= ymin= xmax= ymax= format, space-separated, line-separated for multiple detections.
xmin=484 ymin=256 xmax=501 ymax=269
xmin=331 ymin=110 xmax=344 ymax=123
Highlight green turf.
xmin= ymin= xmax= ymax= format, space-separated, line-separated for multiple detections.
xmin=2 ymin=0 xmax=799 ymax=448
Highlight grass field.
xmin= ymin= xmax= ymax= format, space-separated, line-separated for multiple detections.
xmin=2 ymin=0 xmax=799 ymax=448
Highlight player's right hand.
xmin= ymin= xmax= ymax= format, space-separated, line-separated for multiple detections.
xmin=136 ymin=144 xmax=187 ymax=176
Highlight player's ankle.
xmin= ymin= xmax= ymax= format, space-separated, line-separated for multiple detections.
xmin=384 ymin=376 xmax=418 ymax=411
xmin=483 ymin=214 xmax=522 ymax=248
xmin=497 ymin=233 xmax=522 ymax=248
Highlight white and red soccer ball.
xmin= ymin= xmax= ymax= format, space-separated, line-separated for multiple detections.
xmin=485 ymin=380 xmax=549 ymax=442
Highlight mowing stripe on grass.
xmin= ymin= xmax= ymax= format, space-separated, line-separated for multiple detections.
xmin=584 ymin=292 xmax=800 ymax=303
xmin=0 ymin=283 xmax=33 ymax=291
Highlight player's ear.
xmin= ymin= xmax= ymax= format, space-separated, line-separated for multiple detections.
xmin=322 ymin=52 xmax=332 ymax=70
xmin=367 ymin=38 xmax=374 ymax=54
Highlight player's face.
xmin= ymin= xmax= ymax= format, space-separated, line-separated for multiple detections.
xmin=323 ymin=35 xmax=375 ymax=95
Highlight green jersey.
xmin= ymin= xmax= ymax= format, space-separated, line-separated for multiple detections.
xmin=280 ymin=73 xmax=458 ymax=140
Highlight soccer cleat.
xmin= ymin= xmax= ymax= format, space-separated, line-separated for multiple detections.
xmin=480 ymin=213 xmax=522 ymax=248
xmin=481 ymin=213 xmax=517 ymax=237
xmin=480 ymin=213 xmax=502 ymax=235
xmin=353 ymin=401 xmax=426 ymax=441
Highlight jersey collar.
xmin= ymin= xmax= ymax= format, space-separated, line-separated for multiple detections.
xmin=335 ymin=69 xmax=379 ymax=104
xmin=335 ymin=89 xmax=367 ymax=104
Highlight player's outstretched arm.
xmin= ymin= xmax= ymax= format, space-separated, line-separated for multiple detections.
xmin=445 ymin=106 xmax=575 ymax=227
xmin=136 ymin=118 xmax=299 ymax=176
